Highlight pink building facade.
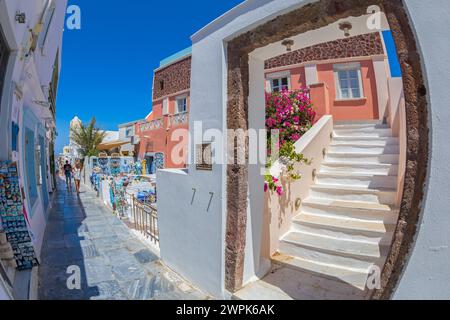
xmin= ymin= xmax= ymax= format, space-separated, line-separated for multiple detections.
xmin=264 ymin=32 xmax=391 ymax=121
xmin=137 ymin=32 xmax=393 ymax=172
xmin=136 ymin=54 xmax=191 ymax=171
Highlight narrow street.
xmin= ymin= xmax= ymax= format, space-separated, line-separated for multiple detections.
xmin=38 ymin=179 xmax=208 ymax=300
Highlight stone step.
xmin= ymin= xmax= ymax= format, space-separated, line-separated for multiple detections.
xmin=325 ymin=153 xmax=399 ymax=165
xmin=288 ymin=221 xmax=393 ymax=245
xmin=281 ymin=230 xmax=387 ymax=259
xmin=293 ymin=211 xmax=396 ymax=234
xmin=309 ymin=184 xmax=397 ymax=205
xmin=333 ymin=128 xmax=392 ymax=138
xmin=328 ymin=144 xmax=399 ymax=155
xmin=331 ymin=136 xmax=399 ymax=146
xmin=234 ymin=263 xmax=368 ymax=300
xmin=301 ymin=197 xmax=399 ymax=224
xmin=334 ymin=120 xmax=386 ymax=125
xmin=333 ymin=123 xmax=390 ymax=130
xmin=277 ymin=242 xmax=376 ymax=272
xmin=272 ymin=252 xmax=372 ymax=290
xmin=320 ymin=162 xmax=399 ymax=176
xmin=315 ymin=172 xmax=398 ymax=189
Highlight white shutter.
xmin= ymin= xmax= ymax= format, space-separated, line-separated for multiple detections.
xmin=163 ymin=98 xmax=169 ymax=115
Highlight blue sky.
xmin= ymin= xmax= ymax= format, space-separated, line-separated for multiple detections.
xmin=56 ymin=0 xmax=244 ymax=153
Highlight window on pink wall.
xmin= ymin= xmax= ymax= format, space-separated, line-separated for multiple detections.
xmin=270 ymin=77 xmax=289 ymax=92
xmin=175 ymin=96 xmax=187 ymax=113
xmin=334 ymin=63 xmax=364 ymax=100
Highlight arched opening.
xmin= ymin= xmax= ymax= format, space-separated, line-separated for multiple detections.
xmin=225 ymin=0 xmax=428 ymax=299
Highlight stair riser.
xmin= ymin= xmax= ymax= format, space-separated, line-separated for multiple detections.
xmin=325 ymin=154 xmax=399 ymax=165
xmin=316 ymin=175 xmax=397 ymax=189
xmin=333 ymin=124 xmax=389 ymax=130
xmin=294 ymin=215 xmax=392 ymax=234
xmin=282 ymin=232 xmax=383 ymax=259
xmin=279 ymin=241 xmax=375 ymax=271
xmin=289 ymin=223 xmax=391 ymax=244
xmin=320 ymin=165 xmax=398 ymax=176
xmin=309 ymin=189 xmax=397 ymax=205
xmin=273 ymin=251 xmax=370 ymax=290
xmin=333 ymin=130 xmax=392 ymax=137
xmin=334 ymin=126 xmax=391 ymax=132
xmin=328 ymin=145 xmax=399 ymax=154
xmin=331 ymin=138 xmax=398 ymax=146
xmin=301 ymin=204 xmax=398 ymax=224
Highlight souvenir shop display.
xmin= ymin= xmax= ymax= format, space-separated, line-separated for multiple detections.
xmin=112 ymin=177 xmax=130 ymax=217
xmin=109 ymin=158 xmax=121 ymax=176
xmin=97 ymin=153 xmax=110 ymax=175
xmin=108 ymin=178 xmax=116 ymax=211
xmin=120 ymin=158 xmax=133 ymax=174
xmin=154 ymin=153 xmax=165 ymax=170
xmin=0 ymin=161 xmax=38 ymax=270
xmin=109 ymin=156 xmax=121 ymax=176
xmin=132 ymin=161 xmax=142 ymax=175
xmin=90 ymin=167 xmax=101 ymax=195
xmin=136 ymin=190 xmax=157 ymax=204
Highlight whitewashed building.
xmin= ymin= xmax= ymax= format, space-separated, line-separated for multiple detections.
xmin=118 ymin=120 xmax=142 ymax=157
xmin=0 ymin=0 xmax=67 ymax=299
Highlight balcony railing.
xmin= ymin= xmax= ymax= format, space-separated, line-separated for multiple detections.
xmin=170 ymin=112 xmax=188 ymax=126
xmin=139 ymin=119 xmax=163 ymax=132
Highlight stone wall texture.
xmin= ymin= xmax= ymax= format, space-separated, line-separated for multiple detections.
xmin=153 ymin=56 xmax=191 ymax=101
xmin=265 ymin=32 xmax=384 ymax=69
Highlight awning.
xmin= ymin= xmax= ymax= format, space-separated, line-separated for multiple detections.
xmin=97 ymin=140 xmax=129 ymax=151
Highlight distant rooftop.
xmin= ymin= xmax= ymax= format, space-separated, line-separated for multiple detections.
xmin=159 ymin=47 xmax=192 ymax=69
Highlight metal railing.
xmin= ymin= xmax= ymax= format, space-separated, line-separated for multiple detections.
xmin=131 ymin=196 xmax=159 ymax=245
xmin=139 ymin=119 xmax=163 ymax=132
xmin=170 ymin=112 xmax=189 ymax=126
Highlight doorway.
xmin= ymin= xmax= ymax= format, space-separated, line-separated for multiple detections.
xmin=145 ymin=155 xmax=155 ymax=174
xmin=225 ymin=0 xmax=429 ymax=299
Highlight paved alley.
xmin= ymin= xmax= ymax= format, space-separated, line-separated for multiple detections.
xmin=38 ymin=179 xmax=208 ymax=300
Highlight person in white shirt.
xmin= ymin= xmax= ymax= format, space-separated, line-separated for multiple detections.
xmin=73 ymin=162 xmax=82 ymax=194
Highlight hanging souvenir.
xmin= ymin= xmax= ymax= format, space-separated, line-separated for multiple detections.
xmin=0 ymin=161 xmax=39 ymax=270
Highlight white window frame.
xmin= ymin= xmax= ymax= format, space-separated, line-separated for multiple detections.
xmin=334 ymin=62 xmax=365 ymax=100
xmin=175 ymin=95 xmax=188 ymax=114
xmin=266 ymin=71 xmax=291 ymax=93
xmin=125 ymin=127 xmax=133 ymax=138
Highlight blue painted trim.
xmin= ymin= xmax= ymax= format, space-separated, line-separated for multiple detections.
xmin=22 ymin=108 xmax=40 ymax=217
xmin=37 ymin=123 xmax=49 ymax=215
xmin=39 ymin=134 xmax=49 ymax=215
xmin=382 ymin=30 xmax=402 ymax=78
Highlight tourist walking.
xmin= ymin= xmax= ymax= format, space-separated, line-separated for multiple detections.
xmin=73 ymin=162 xmax=82 ymax=194
xmin=63 ymin=161 xmax=73 ymax=190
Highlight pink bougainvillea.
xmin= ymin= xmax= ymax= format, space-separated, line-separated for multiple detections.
xmin=265 ymin=88 xmax=316 ymax=195
xmin=266 ymin=88 xmax=316 ymax=149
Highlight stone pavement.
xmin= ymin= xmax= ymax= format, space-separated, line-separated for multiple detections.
xmin=38 ymin=178 xmax=209 ymax=300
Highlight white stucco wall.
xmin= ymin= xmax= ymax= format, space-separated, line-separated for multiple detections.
xmin=393 ymin=0 xmax=450 ymax=299
xmin=0 ymin=0 xmax=67 ymax=261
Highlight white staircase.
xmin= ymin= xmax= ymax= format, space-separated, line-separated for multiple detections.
xmin=272 ymin=122 xmax=400 ymax=293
